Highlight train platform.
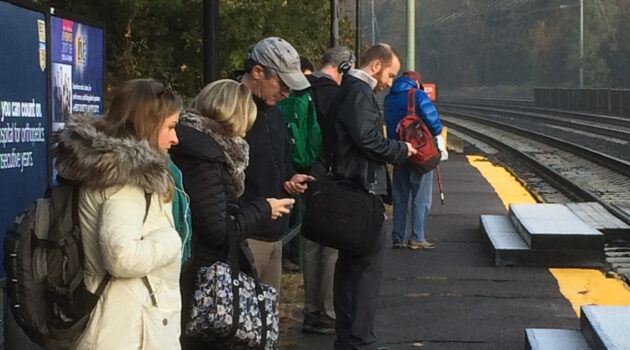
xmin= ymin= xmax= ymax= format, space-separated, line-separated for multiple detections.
xmin=278 ymin=151 xmax=630 ymax=350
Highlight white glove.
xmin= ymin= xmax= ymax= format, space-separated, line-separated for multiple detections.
xmin=435 ymin=135 xmax=448 ymax=161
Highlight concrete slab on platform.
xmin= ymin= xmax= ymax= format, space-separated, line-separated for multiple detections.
xmin=580 ymin=305 xmax=630 ymax=350
xmin=525 ymin=329 xmax=590 ymax=350
xmin=481 ymin=215 xmax=604 ymax=267
xmin=509 ymin=204 xmax=604 ymax=250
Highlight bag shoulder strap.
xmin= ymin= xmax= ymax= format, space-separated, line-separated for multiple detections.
xmin=143 ymin=192 xmax=151 ymax=222
xmin=406 ymin=88 xmax=417 ymax=117
xmin=140 ymin=192 xmax=158 ymax=307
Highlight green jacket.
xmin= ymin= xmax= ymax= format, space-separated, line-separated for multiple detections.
xmin=168 ymin=159 xmax=192 ymax=262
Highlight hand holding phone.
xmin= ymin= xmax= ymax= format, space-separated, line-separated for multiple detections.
xmin=284 ymin=174 xmax=315 ymax=195
xmin=292 ymin=174 xmax=316 ymax=184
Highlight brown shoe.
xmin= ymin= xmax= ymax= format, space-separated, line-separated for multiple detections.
xmin=407 ymin=240 xmax=435 ymax=250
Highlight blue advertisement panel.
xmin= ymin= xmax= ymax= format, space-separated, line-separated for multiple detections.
xmin=50 ymin=16 xmax=104 ymax=131
xmin=0 ymin=1 xmax=48 ymax=277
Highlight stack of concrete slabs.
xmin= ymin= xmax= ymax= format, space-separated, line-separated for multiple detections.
xmin=509 ymin=203 xmax=603 ymax=250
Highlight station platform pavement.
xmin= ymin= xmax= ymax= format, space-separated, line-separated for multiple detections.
xmin=278 ymin=153 xmax=592 ymax=350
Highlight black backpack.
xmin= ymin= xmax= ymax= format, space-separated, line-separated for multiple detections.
xmin=3 ymin=181 xmax=151 ymax=349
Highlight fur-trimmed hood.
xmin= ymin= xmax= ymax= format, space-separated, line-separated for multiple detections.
xmin=54 ymin=114 xmax=172 ymax=195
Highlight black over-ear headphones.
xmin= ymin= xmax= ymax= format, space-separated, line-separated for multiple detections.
xmin=338 ymin=52 xmax=354 ymax=74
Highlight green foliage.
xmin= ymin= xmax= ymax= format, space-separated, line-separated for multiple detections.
xmin=219 ymin=0 xmax=355 ymax=76
xmin=371 ymin=0 xmax=629 ymax=90
xmin=35 ymin=0 xmax=629 ymax=100
xmin=38 ymin=0 xmax=355 ymax=102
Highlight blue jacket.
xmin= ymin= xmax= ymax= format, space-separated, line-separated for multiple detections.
xmin=384 ymin=76 xmax=442 ymax=140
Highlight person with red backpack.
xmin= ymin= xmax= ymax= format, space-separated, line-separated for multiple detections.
xmin=384 ymin=71 xmax=447 ymax=250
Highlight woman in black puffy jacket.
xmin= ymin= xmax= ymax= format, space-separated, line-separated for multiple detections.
xmin=169 ymin=79 xmax=294 ymax=349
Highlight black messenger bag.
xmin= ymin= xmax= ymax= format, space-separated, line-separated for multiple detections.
xmin=302 ymin=178 xmax=385 ymax=256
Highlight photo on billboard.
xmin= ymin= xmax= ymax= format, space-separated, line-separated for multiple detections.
xmin=52 ymin=62 xmax=72 ymax=126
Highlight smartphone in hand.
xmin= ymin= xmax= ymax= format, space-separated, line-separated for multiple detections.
xmin=298 ymin=177 xmax=317 ymax=184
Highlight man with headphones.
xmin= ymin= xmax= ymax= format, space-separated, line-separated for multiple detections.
xmin=301 ymin=46 xmax=356 ymax=335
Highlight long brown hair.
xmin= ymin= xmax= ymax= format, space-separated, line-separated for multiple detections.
xmin=95 ymin=78 xmax=182 ymax=200
xmin=96 ymin=79 xmax=182 ymax=149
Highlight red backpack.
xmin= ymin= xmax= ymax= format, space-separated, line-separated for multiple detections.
xmin=395 ymin=88 xmax=440 ymax=174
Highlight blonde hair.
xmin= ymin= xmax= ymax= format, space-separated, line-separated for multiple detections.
xmin=95 ymin=78 xmax=182 ymax=200
xmin=190 ymin=79 xmax=257 ymax=137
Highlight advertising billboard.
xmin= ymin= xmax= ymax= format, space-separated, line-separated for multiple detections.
xmin=0 ymin=1 xmax=48 ymax=277
xmin=0 ymin=2 xmax=104 ymax=277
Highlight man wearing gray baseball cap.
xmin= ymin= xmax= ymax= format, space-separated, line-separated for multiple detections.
xmin=247 ymin=37 xmax=311 ymax=93
xmin=238 ymin=37 xmax=313 ymax=294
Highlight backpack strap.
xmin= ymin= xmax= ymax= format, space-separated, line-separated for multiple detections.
xmin=140 ymin=192 xmax=158 ymax=307
xmin=406 ymin=88 xmax=417 ymax=117
xmin=143 ymin=192 xmax=152 ymax=223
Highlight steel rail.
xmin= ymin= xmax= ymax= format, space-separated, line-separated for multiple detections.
xmin=440 ymin=105 xmax=630 ymax=141
xmin=443 ymin=110 xmax=630 ymax=178
xmin=441 ymin=115 xmax=630 ymax=225
xmin=440 ymin=101 xmax=629 ymax=127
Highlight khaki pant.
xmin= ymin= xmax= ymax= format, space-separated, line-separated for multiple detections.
xmin=302 ymin=239 xmax=338 ymax=319
xmin=247 ymin=238 xmax=283 ymax=292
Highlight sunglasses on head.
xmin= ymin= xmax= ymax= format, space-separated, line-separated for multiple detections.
xmin=154 ymin=82 xmax=174 ymax=99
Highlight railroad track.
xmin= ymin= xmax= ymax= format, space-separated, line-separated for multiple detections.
xmin=440 ymin=102 xmax=630 ymax=162
xmin=441 ymin=113 xmax=630 ymax=223
xmin=440 ymin=104 xmax=630 ymax=140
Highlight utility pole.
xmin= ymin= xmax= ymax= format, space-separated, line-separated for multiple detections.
xmin=203 ymin=0 xmax=220 ymax=84
xmin=355 ymin=0 xmax=362 ymax=66
xmin=371 ymin=0 xmax=375 ymax=44
xmin=580 ymin=0 xmax=584 ymax=89
xmin=331 ymin=0 xmax=339 ymax=47
xmin=407 ymin=0 xmax=415 ymax=72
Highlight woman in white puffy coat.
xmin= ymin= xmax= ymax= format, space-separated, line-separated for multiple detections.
xmin=54 ymin=79 xmax=184 ymax=349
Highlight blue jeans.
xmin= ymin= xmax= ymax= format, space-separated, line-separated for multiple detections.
xmin=391 ymin=163 xmax=433 ymax=242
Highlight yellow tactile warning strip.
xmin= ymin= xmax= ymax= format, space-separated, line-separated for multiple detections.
xmin=466 ymin=155 xmax=630 ymax=316
xmin=465 ymin=155 xmax=536 ymax=209
xmin=549 ymin=268 xmax=630 ymax=316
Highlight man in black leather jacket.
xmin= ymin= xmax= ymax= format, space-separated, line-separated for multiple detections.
xmin=327 ymin=43 xmax=416 ymax=350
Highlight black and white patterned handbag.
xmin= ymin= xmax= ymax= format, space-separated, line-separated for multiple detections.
xmin=185 ymin=233 xmax=279 ymax=349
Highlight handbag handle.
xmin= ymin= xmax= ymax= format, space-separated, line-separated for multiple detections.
xmin=225 ymin=222 xmax=269 ymax=349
